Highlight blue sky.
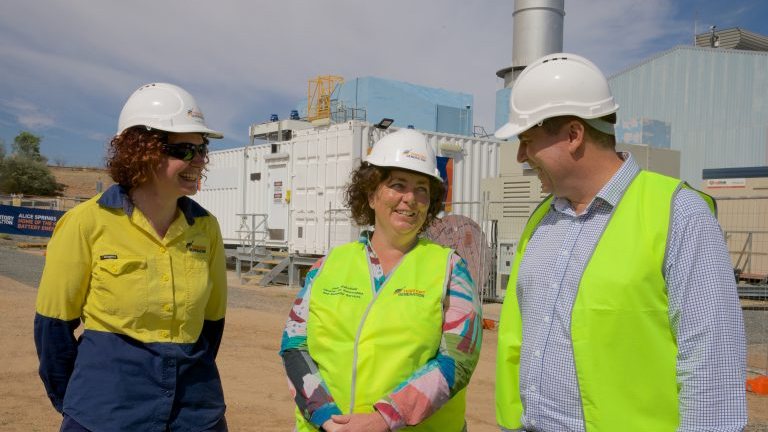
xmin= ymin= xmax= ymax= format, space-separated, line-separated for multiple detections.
xmin=1 ymin=0 xmax=766 ymax=167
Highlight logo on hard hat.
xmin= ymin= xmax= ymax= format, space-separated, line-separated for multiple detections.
xmin=400 ymin=149 xmax=427 ymax=162
xmin=187 ymin=109 xmax=205 ymax=121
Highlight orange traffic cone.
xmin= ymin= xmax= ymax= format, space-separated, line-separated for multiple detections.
xmin=746 ymin=376 xmax=768 ymax=395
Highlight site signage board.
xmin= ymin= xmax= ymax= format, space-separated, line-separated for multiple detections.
xmin=0 ymin=204 xmax=64 ymax=237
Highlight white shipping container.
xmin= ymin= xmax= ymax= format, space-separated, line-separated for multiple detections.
xmin=196 ymin=120 xmax=501 ymax=256
xmin=197 ymin=145 xmax=280 ymax=245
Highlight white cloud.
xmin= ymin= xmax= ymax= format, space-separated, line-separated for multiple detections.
xmin=1 ymin=98 xmax=56 ymax=129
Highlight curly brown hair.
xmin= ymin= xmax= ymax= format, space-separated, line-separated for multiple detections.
xmin=344 ymin=163 xmax=445 ymax=234
xmin=106 ymin=127 xmax=209 ymax=189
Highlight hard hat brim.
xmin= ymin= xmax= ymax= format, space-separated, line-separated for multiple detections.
xmin=494 ymin=122 xmax=522 ymax=140
xmin=168 ymin=124 xmax=224 ymax=139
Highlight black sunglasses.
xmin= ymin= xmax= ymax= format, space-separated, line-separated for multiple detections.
xmin=161 ymin=142 xmax=208 ymax=161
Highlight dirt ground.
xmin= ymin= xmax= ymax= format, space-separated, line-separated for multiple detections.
xmin=1 ymin=271 xmax=765 ymax=431
xmin=48 ymin=166 xmax=113 ymax=200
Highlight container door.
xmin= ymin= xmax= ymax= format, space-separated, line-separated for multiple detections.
xmin=267 ymin=163 xmax=289 ymax=242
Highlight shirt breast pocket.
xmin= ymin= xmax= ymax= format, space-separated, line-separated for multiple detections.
xmin=92 ymin=257 xmax=148 ymax=317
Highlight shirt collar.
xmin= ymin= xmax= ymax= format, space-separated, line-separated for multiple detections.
xmin=97 ymin=184 xmax=208 ymax=225
xmin=552 ymin=151 xmax=641 ymax=213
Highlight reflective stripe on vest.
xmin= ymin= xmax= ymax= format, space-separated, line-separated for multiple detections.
xmin=296 ymin=239 xmax=466 ymax=431
xmin=496 ymin=170 xmax=713 ymax=431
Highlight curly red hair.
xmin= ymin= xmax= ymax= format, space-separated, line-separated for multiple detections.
xmin=106 ymin=127 xmax=167 ymax=189
xmin=106 ymin=127 xmax=209 ymax=189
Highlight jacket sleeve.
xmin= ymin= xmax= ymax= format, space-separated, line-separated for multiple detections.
xmin=280 ymin=257 xmax=343 ymax=428
xmin=34 ymin=210 xmax=91 ymax=412
xmin=33 ymin=314 xmax=81 ymax=412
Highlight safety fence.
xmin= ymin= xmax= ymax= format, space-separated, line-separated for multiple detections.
xmin=0 ymin=194 xmax=88 ymax=211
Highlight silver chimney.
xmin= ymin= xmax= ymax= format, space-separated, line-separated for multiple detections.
xmin=497 ymin=0 xmax=565 ymax=88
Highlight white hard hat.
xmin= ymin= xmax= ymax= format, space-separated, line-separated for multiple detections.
xmin=117 ymin=83 xmax=223 ymax=138
xmin=495 ymin=53 xmax=619 ymax=139
xmin=366 ymin=129 xmax=442 ymax=181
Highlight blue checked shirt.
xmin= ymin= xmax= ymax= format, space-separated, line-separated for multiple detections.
xmin=512 ymin=153 xmax=747 ymax=432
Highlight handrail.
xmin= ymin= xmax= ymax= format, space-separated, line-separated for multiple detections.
xmin=234 ymin=213 xmax=269 ymax=278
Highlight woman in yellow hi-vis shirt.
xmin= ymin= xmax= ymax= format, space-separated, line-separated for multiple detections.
xmin=34 ymin=83 xmax=229 ymax=432
xmin=280 ymin=129 xmax=483 ymax=432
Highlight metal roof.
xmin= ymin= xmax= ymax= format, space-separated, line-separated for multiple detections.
xmin=609 ymin=44 xmax=768 ymax=80
xmin=695 ymin=27 xmax=768 ymax=51
xmin=609 ymin=46 xmax=768 ymax=183
xmin=702 ymin=167 xmax=768 ymax=179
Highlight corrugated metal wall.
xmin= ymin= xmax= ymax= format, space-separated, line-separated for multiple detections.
xmin=197 ymin=145 xmax=273 ymax=242
xmin=196 ymin=121 xmax=500 ymax=255
xmin=609 ymin=46 xmax=768 ymax=183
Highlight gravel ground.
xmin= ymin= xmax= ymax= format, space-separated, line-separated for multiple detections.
xmin=0 ymin=235 xmax=45 ymax=287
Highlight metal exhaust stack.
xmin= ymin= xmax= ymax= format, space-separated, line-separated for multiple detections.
xmin=497 ymin=0 xmax=565 ymax=88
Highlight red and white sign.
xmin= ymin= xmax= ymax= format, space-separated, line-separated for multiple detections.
xmin=706 ymin=178 xmax=746 ymax=189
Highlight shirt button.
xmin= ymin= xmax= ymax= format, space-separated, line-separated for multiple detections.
xmin=528 ymin=385 xmax=536 ymax=392
xmin=530 ymin=419 xmax=538 ymax=426
xmin=159 ymin=330 xmax=169 ymax=338
xmin=159 ymin=247 xmax=167 ymax=254
xmin=549 ymin=283 xmax=557 ymax=289
xmin=560 ymin=250 xmax=569 ymax=256
xmin=534 ymin=350 xmax=542 ymax=358
xmin=162 ymin=274 xmax=170 ymax=282
xmin=543 ymin=316 xmax=551 ymax=323
xmin=163 ymin=304 xmax=173 ymax=312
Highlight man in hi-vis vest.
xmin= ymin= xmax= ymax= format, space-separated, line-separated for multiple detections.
xmin=493 ymin=53 xmax=746 ymax=432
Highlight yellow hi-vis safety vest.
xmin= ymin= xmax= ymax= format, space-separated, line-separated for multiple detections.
xmin=296 ymin=239 xmax=467 ymax=431
xmin=496 ymin=170 xmax=716 ymax=432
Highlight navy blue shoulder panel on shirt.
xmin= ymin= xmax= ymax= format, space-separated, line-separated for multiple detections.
xmin=177 ymin=196 xmax=210 ymax=225
xmin=97 ymin=184 xmax=210 ymax=225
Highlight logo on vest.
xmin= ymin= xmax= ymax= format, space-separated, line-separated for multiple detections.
xmin=322 ymin=284 xmax=363 ymax=299
xmin=393 ymin=287 xmax=426 ymax=298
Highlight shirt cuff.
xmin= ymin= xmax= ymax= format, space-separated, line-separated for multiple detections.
xmin=309 ymin=403 xmax=342 ymax=428
xmin=374 ymin=400 xmax=406 ymax=430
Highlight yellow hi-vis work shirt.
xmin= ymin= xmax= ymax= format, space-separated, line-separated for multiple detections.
xmin=34 ymin=184 xmax=227 ymax=432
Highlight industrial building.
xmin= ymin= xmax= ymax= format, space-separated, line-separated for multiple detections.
xmin=701 ymin=167 xmax=768 ymax=284
xmin=195 ymin=0 xmax=768 ymax=296
xmin=608 ymin=29 xmax=768 ymax=184
xmin=295 ymin=76 xmax=475 ymax=136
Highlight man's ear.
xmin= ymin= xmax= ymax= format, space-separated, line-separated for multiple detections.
xmin=567 ymin=120 xmax=586 ymax=155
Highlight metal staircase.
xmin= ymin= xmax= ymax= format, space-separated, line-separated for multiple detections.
xmin=234 ymin=213 xmax=290 ymax=286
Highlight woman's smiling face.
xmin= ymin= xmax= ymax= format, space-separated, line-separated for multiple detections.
xmin=369 ymin=169 xmax=431 ymax=241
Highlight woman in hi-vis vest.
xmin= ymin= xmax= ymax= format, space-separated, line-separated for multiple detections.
xmin=280 ymin=129 xmax=483 ymax=431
